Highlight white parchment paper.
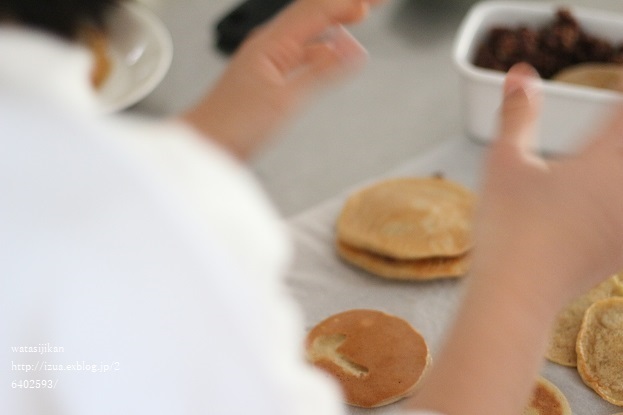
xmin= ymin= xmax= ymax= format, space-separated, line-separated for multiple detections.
xmin=285 ymin=137 xmax=620 ymax=415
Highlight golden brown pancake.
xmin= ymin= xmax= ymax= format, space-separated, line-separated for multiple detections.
xmin=336 ymin=177 xmax=475 ymax=260
xmin=553 ymin=63 xmax=623 ymax=92
xmin=306 ymin=309 xmax=430 ymax=408
xmin=613 ymin=273 xmax=623 ymax=296
xmin=547 ymin=276 xmax=622 ymax=367
xmin=576 ymin=297 xmax=623 ymax=406
xmin=336 ymin=239 xmax=469 ymax=280
xmin=523 ymin=376 xmax=571 ymax=415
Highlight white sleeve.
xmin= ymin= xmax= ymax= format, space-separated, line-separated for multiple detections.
xmin=1 ymin=106 xmax=345 ymax=415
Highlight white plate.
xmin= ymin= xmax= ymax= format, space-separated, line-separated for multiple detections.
xmin=96 ymin=2 xmax=173 ymax=113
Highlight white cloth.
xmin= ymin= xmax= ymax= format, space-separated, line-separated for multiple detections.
xmin=0 ymin=27 xmax=343 ymax=415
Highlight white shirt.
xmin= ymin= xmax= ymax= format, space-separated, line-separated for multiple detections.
xmin=0 ymin=27 xmax=344 ymax=415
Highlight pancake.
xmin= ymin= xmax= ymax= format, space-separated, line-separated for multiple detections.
xmin=576 ymin=297 xmax=623 ymax=406
xmin=523 ymin=377 xmax=571 ymax=415
xmin=614 ymin=273 xmax=623 ymax=296
xmin=336 ymin=177 xmax=475 ymax=260
xmin=336 ymin=239 xmax=469 ymax=280
xmin=523 ymin=376 xmax=572 ymax=415
xmin=552 ymin=63 xmax=623 ymax=92
xmin=547 ymin=276 xmax=622 ymax=367
xmin=305 ymin=309 xmax=430 ymax=408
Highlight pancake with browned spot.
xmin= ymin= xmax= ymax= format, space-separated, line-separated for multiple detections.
xmin=306 ymin=309 xmax=430 ymax=408
xmin=523 ymin=376 xmax=571 ymax=415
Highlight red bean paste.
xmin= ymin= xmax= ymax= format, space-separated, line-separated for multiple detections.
xmin=474 ymin=9 xmax=623 ymax=79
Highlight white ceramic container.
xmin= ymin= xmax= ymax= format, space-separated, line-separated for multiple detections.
xmin=453 ymin=1 xmax=623 ymax=153
xmin=97 ymin=1 xmax=173 ymax=112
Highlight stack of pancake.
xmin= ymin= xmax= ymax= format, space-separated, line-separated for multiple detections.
xmin=335 ymin=176 xmax=476 ymax=280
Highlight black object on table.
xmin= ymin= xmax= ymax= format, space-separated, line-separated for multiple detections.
xmin=215 ymin=0 xmax=294 ymax=54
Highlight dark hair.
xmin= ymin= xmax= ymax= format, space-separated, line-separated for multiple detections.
xmin=0 ymin=0 xmax=121 ymax=40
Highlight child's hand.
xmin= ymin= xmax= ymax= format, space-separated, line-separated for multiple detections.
xmin=473 ymin=63 xmax=623 ymax=313
xmin=182 ymin=0 xmax=384 ymax=159
xmin=405 ymin=65 xmax=623 ymax=415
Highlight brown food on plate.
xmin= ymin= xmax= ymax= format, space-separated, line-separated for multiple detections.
xmin=81 ymin=27 xmax=113 ymax=90
xmin=305 ymin=309 xmax=430 ymax=408
xmin=522 ymin=376 xmax=572 ymax=415
xmin=335 ymin=176 xmax=475 ymax=280
xmin=474 ymin=8 xmax=623 ymax=80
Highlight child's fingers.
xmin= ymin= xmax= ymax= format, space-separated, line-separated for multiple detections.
xmin=264 ymin=0 xmax=378 ymax=52
xmin=496 ymin=63 xmax=543 ymax=156
xmin=240 ymin=0 xmax=384 ymax=82
xmin=299 ymin=26 xmax=367 ymax=86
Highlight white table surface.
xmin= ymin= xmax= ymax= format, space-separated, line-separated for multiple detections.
xmin=285 ymin=136 xmax=621 ymax=415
